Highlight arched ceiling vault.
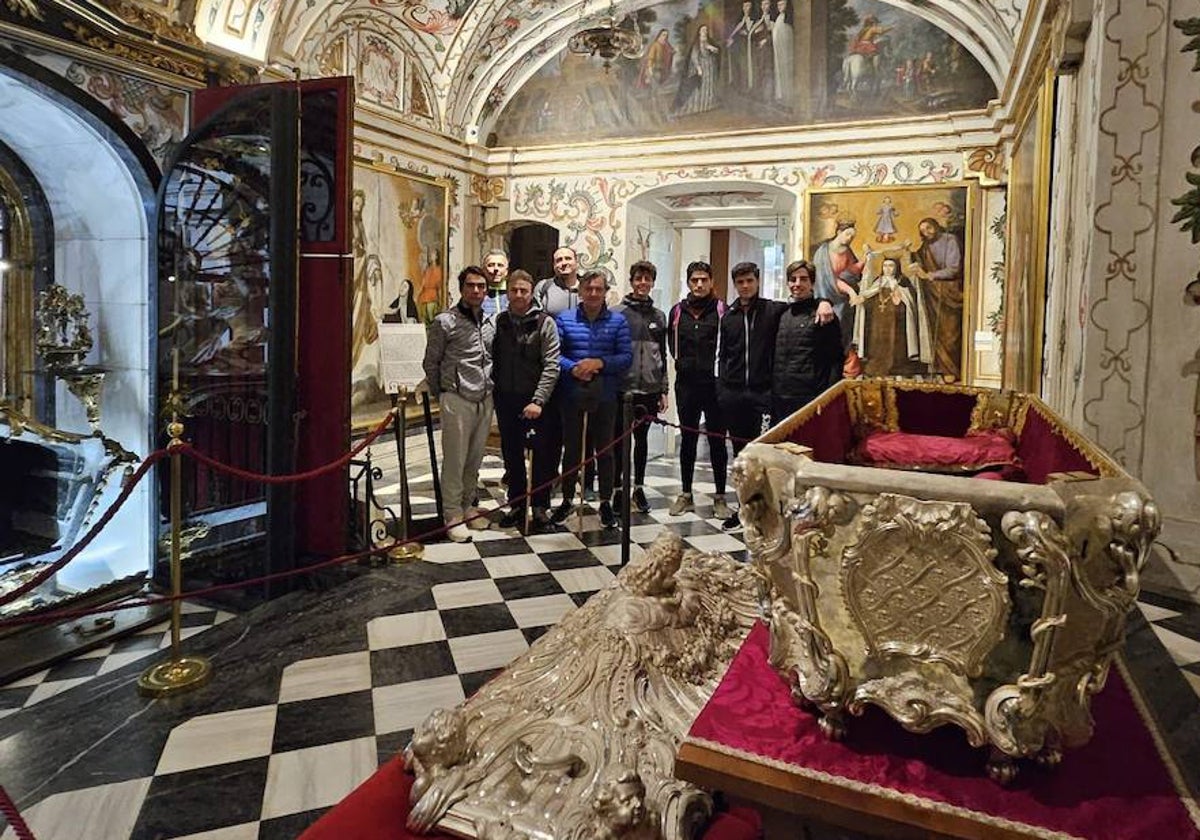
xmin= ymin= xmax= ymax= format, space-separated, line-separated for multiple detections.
xmin=225 ymin=0 xmax=1019 ymax=138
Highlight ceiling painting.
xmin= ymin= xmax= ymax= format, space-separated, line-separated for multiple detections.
xmin=489 ymin=0 xmax=996 ymax=145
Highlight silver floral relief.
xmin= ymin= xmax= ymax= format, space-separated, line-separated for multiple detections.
xmin=405 ymin=531 xmax=759 ymax=839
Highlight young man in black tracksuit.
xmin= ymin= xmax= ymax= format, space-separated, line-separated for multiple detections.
xmin=771 ymin=260 xmax=844 ymax=425
xmin=491 ymin=270 xmax=561 ymax=531
xmin=717 ymin=261 xmax=834 ymax=531
xmin=613 ymin=261 xmax=668 ymax=514
xmin=666 ymin=261 xmax=731 ymax=520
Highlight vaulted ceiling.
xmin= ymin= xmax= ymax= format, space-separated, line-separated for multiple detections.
xmin=191 ymin=0 xmax=1026 ymax=140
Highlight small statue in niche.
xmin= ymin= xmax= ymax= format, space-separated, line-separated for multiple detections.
xmin=35 ymin=284 xmax=94 ymax=371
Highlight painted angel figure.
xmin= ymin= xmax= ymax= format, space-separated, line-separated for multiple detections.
xmin=875 ymin=196 xmax=898 ymax=242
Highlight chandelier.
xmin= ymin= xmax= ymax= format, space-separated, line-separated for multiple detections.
xmin=567 ymin=1 xmax=643 ymax=72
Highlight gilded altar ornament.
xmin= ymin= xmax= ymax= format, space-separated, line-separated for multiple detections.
xmin=735 ymin=379 xmax=1160 ymax=782
xmin=406 ymin=532 xmax=759 ymax=838
xmin=35 ymin=284 xmax=107 ymax=432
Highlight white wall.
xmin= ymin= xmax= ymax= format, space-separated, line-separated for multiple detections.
xmin=0 ymin=72 xmax=153 ymax=591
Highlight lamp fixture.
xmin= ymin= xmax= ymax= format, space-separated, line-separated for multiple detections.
xmin=567 ymin=0 xmax=643 ymax=73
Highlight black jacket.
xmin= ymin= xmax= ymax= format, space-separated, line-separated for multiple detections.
xmin=718 ymin=296 xmax=785 ymax=393
xmin=491 ymin=305 xmax=560 ymax=404
xmin=667 ymin=294 xmax=725 ymax=386
xmin=773 ymin=297 xmax=844 ymax=399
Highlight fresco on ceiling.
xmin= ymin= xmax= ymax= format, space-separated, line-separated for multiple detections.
xmin=491 ymin=0 xmax=995 ymax=145
xmin=362 ymin=0 xmax=479 ymax=37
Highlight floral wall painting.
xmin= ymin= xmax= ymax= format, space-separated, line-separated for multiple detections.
xmin=351 ymin=162 xmax=449 ymax=414
xmin=492 ymin=0 xmax=996 ymax=145
xmin=805 ymin=184 xmax=973 ymax=382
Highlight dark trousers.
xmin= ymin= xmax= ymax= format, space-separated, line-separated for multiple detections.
xmin=613 ymin=392 xmax=661 ymax=490
xmin=719 ymin=387 xmax=768 ymax=457
xmin=676 ymin=380 xmax=727 ymax=494
xmin=494 ymin=391 xmax=555 ymax=509
xmin=561 ymin=399 xmax=618 ymax=503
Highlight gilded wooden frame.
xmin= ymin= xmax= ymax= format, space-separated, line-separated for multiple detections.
xmin=1002 ymin=67 xmax=1055 ymax=393
xmin=350 ymin=159 xmax=451 ymax=429
xmin=803 ymin=181 xmax=979 ymax=384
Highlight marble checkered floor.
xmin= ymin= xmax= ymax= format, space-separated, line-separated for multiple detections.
xmin=2 ymin=449 xmax=1199 ymax=840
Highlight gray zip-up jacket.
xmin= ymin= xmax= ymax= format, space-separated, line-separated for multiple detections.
xmin=614 ymin=293 xmax=668 ymax=395
xmin=534 ymin=276 xmax=581 ymax=316
xmin=422 ymin=301 xmax=495 ymax=403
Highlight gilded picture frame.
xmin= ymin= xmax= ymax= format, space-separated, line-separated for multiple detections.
xmin=804 ymin=182 xmax=977 ymax=384
xmin=1002 ymin=67 xmax=1054 ymax=393
xmin=350 ymin=160 xmax=451 ymax=429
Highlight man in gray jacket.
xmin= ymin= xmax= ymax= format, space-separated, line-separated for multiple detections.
xmin=613 ymin=260 xmax=668 ymax=513
xmin=422 ymin=266 xmax=495 ymax=542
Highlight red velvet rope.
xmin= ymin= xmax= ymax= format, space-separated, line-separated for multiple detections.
xmin=177 ymin=408 xmax=396 ymax=484
xmin=0 ymin=783 xmax=36 ymax=839
xmin=0 ymin=449 xmax=169 ymax=610
xmin=0 ymin=417 xmax=648 ymax=631
xmin=652 ymin=416 xmax=756 ymax=445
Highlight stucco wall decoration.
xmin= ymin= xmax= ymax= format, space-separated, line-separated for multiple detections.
xmin=298 ymin=13 xmax=440 ymax=128
xmin=491 ymin=0 xmax=996 ymax=145
xmin=0 ymin=42 xmax=187 ymax=168
xmin=1080 ymin=0 xmax=1167 ymax=470
xmin=510 ymin=154 xmax=963 ymax=276
xmin=195 ymin=0 xmax=281 ymax=61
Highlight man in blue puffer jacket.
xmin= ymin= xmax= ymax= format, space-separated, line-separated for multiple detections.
xmin=552 ymin=269 xmax=633 ymax=528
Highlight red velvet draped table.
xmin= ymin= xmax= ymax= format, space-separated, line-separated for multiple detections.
xmin=676 ymin=623 xmax=1200 ymax=840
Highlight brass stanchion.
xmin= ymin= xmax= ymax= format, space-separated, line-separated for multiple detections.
xmin=389 ymin=386 xmax=423 ymax=561
xmin=139 ymin=350 xmax=212 ymax=698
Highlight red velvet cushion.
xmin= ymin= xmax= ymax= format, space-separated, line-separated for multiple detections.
xmin=852 ymin=430 xmax=1020 ymax=475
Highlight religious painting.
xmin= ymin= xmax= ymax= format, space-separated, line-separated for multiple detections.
xmin=351 ymin=162 xmax=449 ymax=421
xmin=805 ymin=183 xmax=974 ymax=383
xmin=492 ymin=0 xmax=996 ymax=145
xmin=1002 ymin=72 xmax=1053 ymax=393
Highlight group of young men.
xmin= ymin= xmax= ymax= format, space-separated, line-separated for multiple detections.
xmin=421 ymin=247 xmax=842 ymax=543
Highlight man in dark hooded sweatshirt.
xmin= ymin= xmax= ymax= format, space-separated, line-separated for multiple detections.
xmin=613 ymin=261 xmax=669 ymax=513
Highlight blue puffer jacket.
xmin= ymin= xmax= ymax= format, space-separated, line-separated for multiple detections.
xmin=555 ymin=304 xmax=633 ymax=404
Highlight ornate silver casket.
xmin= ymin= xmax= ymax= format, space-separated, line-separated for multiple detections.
xmin=734 ymin=379 xmax=1160 ymax=782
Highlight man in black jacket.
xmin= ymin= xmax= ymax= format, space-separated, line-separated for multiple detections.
xmin=491 ymin=270 xmax=561 ymax=531
xmin=718 ymin=262 xmax=833 ymax=531
xmin=771 ymin=259 xmax=844 ymax=424
xmin=666 ymin=261 xmax=731 ymax=520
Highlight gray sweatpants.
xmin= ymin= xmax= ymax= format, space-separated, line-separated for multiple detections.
xmin=439 ymin=390 xmax=494 ymax=523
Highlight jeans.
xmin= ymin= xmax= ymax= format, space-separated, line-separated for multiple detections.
xmin=675 ymin=380 xmax=727 ymax=494
xmin=560 ymin=399 xmax=618 ymax=503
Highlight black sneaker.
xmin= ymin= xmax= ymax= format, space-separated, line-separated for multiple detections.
xmin=722 ymin=511 xmax=742 ymax=533
xmin=599 ymin=501 xmax=618 ymax=529
xmin=531 ymin=507 xmax=556 ymax=532
xmin=631 ymin=487 xmax=650 ymax=514
xmin=498 ymin=506 xmax=526 ymax=529
xmin=550 ymin=500 xmax=574 ymax=524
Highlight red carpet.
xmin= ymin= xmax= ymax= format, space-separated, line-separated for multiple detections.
xmin=301 ymin=749 xmax=761 ymax=839
xmin=687 ymin=623 xmax=1200 ymax=839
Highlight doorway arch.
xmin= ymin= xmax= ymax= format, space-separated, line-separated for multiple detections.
xmin=487 ymin=219 xmax=559 ymax=282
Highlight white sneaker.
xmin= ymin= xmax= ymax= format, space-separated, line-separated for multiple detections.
xmin=712 ymin=494 xmax=732 ymax=520
xmin=465 ymin=507 xmax=491 ymax=530
xmin=447 ymin=523 xmax=473 ymax=543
